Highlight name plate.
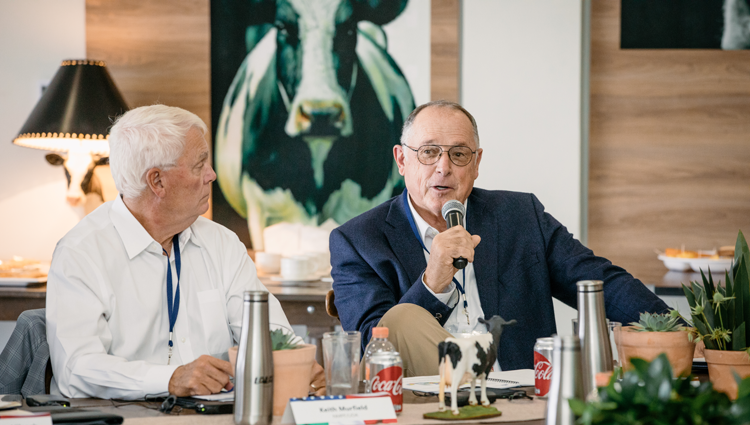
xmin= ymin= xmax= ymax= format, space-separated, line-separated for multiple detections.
xmin=280 ymin=394 xmax=397 ymax=425
xmin=0 ymin=411 xmax=52 ymax=425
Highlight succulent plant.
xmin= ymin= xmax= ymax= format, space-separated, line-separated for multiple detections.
xmin=677 ymin=230 xmax=750 ymax=353
xmin=629 ymin=311 xmax=683 ymax=332
xmin=271 ymin=329 xmax=302 ymax=351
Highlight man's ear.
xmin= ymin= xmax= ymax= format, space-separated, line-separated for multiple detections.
xmin=145 ymin=167 xmax=167 ymax=198
xmin=393 ymin=145 xmax=406 ymax=176
xmin=473 ymin=148 xmax=483 ymax=180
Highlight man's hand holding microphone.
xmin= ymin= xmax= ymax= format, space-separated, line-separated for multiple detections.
xmin=423 ymin=200 xmax=481 ymax=294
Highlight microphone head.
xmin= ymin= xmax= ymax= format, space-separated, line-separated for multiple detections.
xmin=441 ymin=199 xmax=465 ymax=221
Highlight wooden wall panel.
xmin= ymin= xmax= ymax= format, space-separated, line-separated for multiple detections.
xmin=431 ymin=0 xmax=460 ymax=102
xmin=588 ymin=0 xmax=750 ymax=284
xmin=86 ymin=0 xmax=211 ymax=126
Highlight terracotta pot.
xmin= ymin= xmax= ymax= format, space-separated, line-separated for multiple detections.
xmin=228 ymin=344 xmax=316 ymax=416
xmin=617 ymin=326 xmax=695 ymax=376
xmin=272 ymin=344 xmax=317 ymax=416
xmin=704 ymin=349 xmax=750 ymax=400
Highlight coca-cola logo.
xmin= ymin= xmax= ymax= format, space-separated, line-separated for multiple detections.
xmin=370 ymin=366 xmax=402 ymax=396
xmin=534 ymin=361 xmax=552 ymax=380
xmin=534 ymin=351 xmax=552 ymax=396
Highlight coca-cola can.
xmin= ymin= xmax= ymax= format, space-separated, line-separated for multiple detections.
xmin=367 ymin=351 xmax=403 ymax=413
xmin=534 ymin=337 xmax=554 ymax=398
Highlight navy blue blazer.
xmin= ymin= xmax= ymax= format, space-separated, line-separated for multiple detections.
xmin=330 ymin=188 xmax=670 ymax=370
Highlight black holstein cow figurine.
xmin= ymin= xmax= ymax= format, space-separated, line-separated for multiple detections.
xmin=438 ymin=315 xmax=518 ymax=415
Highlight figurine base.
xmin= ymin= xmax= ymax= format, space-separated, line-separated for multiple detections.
xmin=423 ymin=405 xmax=502 ymax=420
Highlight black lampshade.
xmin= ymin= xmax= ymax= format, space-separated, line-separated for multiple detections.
xmin=13 ymin=59 xmax=128 ymax=155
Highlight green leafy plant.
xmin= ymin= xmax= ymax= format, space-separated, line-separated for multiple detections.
xmin=629 ymin=311 xmax=683 ymax=332
xmin=569 ymin=353 xmax=750 ymax=425
xmin=271 ymin=329 xmax=302 ymax=351
xmin=677 ymin=230 xmax=750 ymax=354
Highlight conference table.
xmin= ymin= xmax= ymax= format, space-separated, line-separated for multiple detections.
xmin=2 ymin=269 xmax=719 ymax=424
xmin=19 ymin=388 xmax=546 ymax=425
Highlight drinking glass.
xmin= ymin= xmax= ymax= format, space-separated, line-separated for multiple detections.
xmin=322 ymin=331 xmax=361 ymax=395
xmin=572 ymin=319 xmax=622 ymax=367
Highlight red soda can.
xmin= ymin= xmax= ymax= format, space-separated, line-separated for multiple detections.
xmin=534 ymin=337 xmax=554 ymax=397
xmin=367 ymin=351 xmax=403 ymax=413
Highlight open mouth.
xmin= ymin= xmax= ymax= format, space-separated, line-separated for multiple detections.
xmin=432 ymin=186 xmax=453 ymax=191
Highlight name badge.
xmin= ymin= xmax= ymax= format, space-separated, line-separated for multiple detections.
xmin=280 ymin=394 xmax=397 ymax=425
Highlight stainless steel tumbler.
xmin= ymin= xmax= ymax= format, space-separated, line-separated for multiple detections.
xmin=545 ymin=335 xmax=584 ymax=425
xmin=576 ymin=280 xmax=613 ymax=398
xmin=234 ymin=291 xmax=274 ymax=425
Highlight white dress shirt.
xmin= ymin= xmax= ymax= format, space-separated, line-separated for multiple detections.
xmin=406 ymin=195 xmax=486 ymax=335
xmin=46 ymin=196 xmax=296 ymax=399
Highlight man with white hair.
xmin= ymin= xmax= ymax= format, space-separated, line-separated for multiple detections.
xmin=46 ymin=105 xmax=321 ymax=399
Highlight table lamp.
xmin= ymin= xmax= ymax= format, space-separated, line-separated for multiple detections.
xmin=12 ymin=59 xmax=128 ymax=211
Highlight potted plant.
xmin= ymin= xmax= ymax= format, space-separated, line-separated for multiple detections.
xmin=230 ymin=330 xmax=317 ymax=416
xmin=618 ymin=311 xmax=695 ymax=376
xmin=679 ymin=230 xmax=750 ymax=399
xmin=570 ymin=354 xmax=750 ymax=424
xmin=269 ymin=329 xmax=317 ymax=415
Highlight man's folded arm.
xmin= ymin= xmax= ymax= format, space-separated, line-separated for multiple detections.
xmin=529 ymin=194 xmax=670 ymax=325
xmin=47 ymin=247 xmax=178 ymax=400
xmin=330 ymin=229 xmax=452 ymax=350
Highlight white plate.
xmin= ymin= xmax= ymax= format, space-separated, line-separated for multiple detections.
xmin=0 ymin=276 xmax=46 ymax=287
xmin=657 ymin=254 xmax=692 ymax=272
xmin=270 ymin=275 xmax=322 ymax=282
xmin=688 ymin=258 xmax=733 ymax=274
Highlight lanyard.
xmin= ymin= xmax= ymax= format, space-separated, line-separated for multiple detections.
xmin=163 ymin=233 xmax=181 ymax=365
xmin=402 ymin=190 xmax=470 ymax=325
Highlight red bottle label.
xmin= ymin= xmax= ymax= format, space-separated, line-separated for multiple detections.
xmin=534 ymin=351 xmax=552 ymax=396
xmin=370 ymin=366 xmax=403 ymax=413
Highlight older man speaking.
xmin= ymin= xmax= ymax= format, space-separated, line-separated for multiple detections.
xmin=330 ymin=100 xmax=670 ymax=377
xmin=46 ymin=105 xmax=316 ymax=399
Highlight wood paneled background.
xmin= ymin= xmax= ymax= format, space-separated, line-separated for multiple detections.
xmin=86 ymin=0 xmax=459 ymax=220
xmin=431 ymin=0 xmax=460 ymax=102
xmin=588 ymin=1 xmax=750 ymax=283
xmin=86 ymin=0 xmax=211 ymax=125
xmin=85 ymin=0 xmax=750 ymax=284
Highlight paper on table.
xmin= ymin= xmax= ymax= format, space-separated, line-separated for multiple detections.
xmin=402 ymin=369 xmax=534 ymax=393
xmin=191 ymin=391 xmax=234 ymax=402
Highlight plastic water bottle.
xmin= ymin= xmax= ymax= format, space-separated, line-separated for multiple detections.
xmin=364 ymin=327 xmax=395 ymax=392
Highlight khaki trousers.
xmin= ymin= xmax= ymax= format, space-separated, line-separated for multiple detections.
xmin=372 ymin=303 xmax=452 ymax=377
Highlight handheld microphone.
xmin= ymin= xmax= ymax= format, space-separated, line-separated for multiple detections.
xmin=441 ymin=200 xmax=468 ymax=269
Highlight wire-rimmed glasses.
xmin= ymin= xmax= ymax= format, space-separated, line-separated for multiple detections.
xmin=401 ymin=143 xmax=477 ymax=167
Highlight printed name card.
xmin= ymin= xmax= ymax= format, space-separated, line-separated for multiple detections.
xmin=280 ymin=394 xmax=397 ymax=425
xmin=0 ymin=411 xmax=52 ymax=425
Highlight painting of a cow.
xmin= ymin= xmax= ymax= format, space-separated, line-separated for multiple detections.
xmin=213 ymin=0 xmax=415 ymax=249
xmin=621 ymin=0 xmax=750 ymax=49
xmin=438 ymin=316 xmax=517 ymax=415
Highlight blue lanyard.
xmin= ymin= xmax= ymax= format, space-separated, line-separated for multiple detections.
xmin=402 ymin=190 xmax=470 ymax=324
xmin=163 ymin=233 xmax=181 ymax=365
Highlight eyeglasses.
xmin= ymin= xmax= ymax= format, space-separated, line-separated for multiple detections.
xmin=402 ymin=143 xmax=477 ymax=167
xmin=498 ymin=390 xmax=534 ymax=401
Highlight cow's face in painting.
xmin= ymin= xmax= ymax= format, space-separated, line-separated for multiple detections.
xmin=252 ymin=0 xmax=408 ymax=138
